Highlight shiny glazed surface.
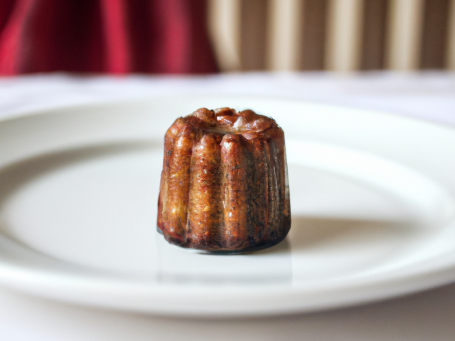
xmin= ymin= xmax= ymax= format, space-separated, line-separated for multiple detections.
xmin=157 ymin=108 xmax=291 ymax=252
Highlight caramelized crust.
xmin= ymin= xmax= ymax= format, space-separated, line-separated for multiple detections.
xmin=187 ymin=134 xmax=223 ymax=248
xmin=221 ymin=134 xmax=249 ymax=250
xmin=157 ymin=108 xmax=291 ymax=252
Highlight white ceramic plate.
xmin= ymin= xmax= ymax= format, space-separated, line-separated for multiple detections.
xmin=0 ymin=95 xmax=455 ymax=317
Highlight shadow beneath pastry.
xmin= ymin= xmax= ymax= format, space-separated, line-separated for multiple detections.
xmin=248 ymin=238 xmax=291 ymax=256
xmin=188 ymin=238 xmax=292 ymax=257
xmin=156 ymin=231 xmax=293 ymax=285
xmin=157 ymin=213 xmax=422 ymax=286
xmin=157 ymin=214 xmax=419 ymax=285
xmin=288 ymin=214 xmax=419 ymax=252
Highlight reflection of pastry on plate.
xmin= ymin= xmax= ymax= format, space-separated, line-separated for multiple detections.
xmin=157 ymin=107 xmax=291 ymax=253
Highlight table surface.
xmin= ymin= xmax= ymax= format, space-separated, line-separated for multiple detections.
xmin=0 ymin=72 xmax=454 ymax=341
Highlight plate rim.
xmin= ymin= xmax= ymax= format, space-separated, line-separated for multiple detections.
xmin=1 ymin=94 xmax=455 ymax=316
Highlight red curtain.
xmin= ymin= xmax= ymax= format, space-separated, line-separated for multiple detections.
xmin=0 ymin=0 xmax=218 ymax=75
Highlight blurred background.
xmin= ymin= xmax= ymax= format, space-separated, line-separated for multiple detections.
xmin=0 ymin=0 xmax=453 ymax=75
xmin=210 ymin=0 xmax=455 ymax=72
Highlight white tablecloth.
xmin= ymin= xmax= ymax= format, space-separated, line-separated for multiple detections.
xmin=0 ymin=72 xmax=454 ymax=341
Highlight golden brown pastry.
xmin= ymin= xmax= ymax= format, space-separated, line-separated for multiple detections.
xmin=157 ymin=107 xmax=290 ymax=253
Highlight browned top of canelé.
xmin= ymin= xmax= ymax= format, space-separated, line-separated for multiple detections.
xmin=166 ymin=107 xmax=280 ymax=141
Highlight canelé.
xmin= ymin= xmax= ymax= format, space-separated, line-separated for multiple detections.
xmin=157 ymin=107 xmax=290 ymax=252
